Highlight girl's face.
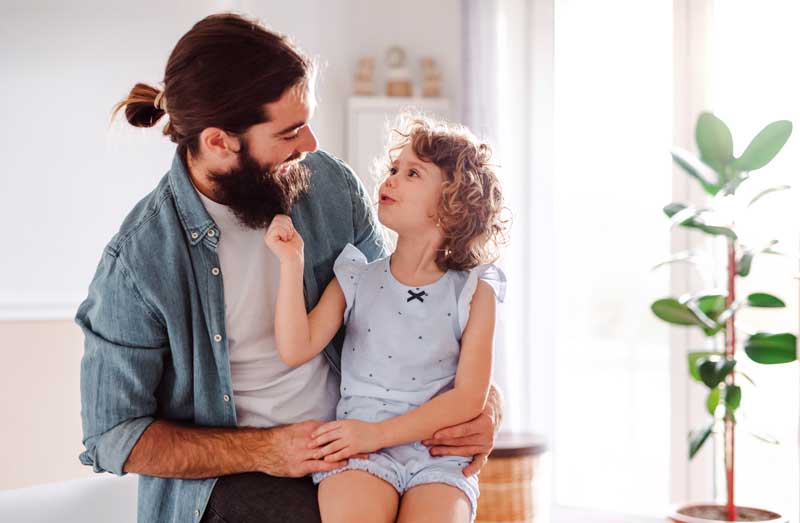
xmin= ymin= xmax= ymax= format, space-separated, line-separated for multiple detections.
xmin=377 ymin=144 xmax=444 ymax=236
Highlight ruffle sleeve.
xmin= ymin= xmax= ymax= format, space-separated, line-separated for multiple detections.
xmin=333 ymin=243 xmax=370 ymax=324
xmin=456 ymin=263 xmax=507 ymax=335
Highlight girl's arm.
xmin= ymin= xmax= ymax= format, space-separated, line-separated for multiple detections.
xmin=375 ymin=279 xmax=497 ymax=447
xmin=265 ymin=215 xmax=346 ymax=367
xmin=275 ymin=266 xmax=346 ymax=367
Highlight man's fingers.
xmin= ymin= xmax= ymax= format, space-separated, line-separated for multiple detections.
xmin=432 ymin=421 xmax=481 ymax=441
xmin=462 ymin=453 xmax=489 ymax=477
xmin=302 ymin=459 xmax=347 ymax=475
xmin=428 ymin=445 xmax=485 ymax=457
xmin=314 ymin=439 xmax=348 ymax=459
xmin=422 ymin=434 xmax=487 ymax=447
xmin=324 ymin=447 xmax=353 ymax=462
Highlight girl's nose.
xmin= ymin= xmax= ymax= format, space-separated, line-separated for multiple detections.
xmin=385 ymin=176 xmax=395 ymax=188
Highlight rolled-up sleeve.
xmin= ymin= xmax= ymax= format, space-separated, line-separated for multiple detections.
xmin=76 ymin=249 xmax=168 ymax=476
xmin=338 ymin=158 xmax=388 ymax=261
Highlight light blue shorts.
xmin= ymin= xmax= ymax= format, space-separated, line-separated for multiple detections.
xmin=312 ymin=440 xmax=479 ymax=522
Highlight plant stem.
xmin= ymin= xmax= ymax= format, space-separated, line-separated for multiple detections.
xmin=725 ymin=238 xmax=737 ymax=521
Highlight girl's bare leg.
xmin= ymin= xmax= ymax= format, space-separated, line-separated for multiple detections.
xmin=317 ymin=470 xmax=399 ymax=523
xmin=396 ymin=483 xmax=472 ymax=523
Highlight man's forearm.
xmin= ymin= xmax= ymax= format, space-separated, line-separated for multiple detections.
xmin=123 ymin=420 xmax=271 ymax=479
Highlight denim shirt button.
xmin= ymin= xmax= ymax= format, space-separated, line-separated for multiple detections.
xmin=211 ymin=267 xmax=220 ymax=276
xmin=207 ymin=229 xmax=216 ymax=237
xmin=214 ymin=334 xmax=222 ymax=342
xmin=191 ymin=232 xmax=199 ymax=239
xmin=194 ymin=509 xmax=200 ymax=517
xmin=223 ymin=394 xmax=230 ymax=402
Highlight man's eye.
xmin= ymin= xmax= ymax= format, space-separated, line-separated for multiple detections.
xmin=283 ymin=134 xmax=299 ymax=142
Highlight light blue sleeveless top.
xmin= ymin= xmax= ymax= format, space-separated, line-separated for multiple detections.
xmin=333 ymin=243 xmax=506 ymax=424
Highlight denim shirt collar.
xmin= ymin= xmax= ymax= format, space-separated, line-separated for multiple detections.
xmin=167 ymin=151 xmax=219 ymax=248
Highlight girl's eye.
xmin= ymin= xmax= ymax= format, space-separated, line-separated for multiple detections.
xmin=408 ymin=169 xmax=419 ymax=178
xmin=389 ymin=167 xmax=398 ymax=175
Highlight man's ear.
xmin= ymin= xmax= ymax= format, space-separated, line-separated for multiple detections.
xmin=199 ymin=127 xmax=241 ymax=160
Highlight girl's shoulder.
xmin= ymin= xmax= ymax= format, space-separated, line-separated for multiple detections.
xmin=334 ymin=243 xmax=388 ymax=273
xmin=454 ymin=262 xmax=507 ymax=335
xmin=451 ymin=262 xmax=507 ymax=303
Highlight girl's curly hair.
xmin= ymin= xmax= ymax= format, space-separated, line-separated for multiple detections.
xmin=379 ymin=113 xmax=512 ymax=272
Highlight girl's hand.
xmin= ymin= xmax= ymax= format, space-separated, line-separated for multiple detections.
xmin=306 ymin=420 xmax=384 ymax=462
xmin=264 ymin=214 xmax=304 ymax=265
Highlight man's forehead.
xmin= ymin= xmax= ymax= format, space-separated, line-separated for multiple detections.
xmin=266 ymin=84 xmax=316 ymax=126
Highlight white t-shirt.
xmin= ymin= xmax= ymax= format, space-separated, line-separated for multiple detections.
xmin=195 ymin=187 xmax=340 ymax=428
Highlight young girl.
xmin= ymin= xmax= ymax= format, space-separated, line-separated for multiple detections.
xmin=264 ymin=114 xmax=509 ymax=523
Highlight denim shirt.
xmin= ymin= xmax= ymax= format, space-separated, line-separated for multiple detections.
xmin=76 ymin=150 xmax=387 ymax=523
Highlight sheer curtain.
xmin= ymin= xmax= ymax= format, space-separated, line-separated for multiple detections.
xmin=462 ymin=0 xmax=675 ymax=518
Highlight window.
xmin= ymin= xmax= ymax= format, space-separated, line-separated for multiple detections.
xmin=550 ymin=0 xmax=674 ymax=515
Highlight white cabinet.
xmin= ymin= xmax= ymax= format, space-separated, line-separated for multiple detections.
xmin=345 ymin=96 xmax=450 ymax=200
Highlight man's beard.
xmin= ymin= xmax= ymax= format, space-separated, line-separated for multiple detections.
xmin=207 ymin=140 xmax=312 ymax=229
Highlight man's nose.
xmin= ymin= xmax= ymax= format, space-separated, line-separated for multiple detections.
xmin=298 ymin=126 xmax=318 ymax=154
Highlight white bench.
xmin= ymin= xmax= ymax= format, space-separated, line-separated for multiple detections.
xmin=0 ymin=474 xmax=138 ymax=523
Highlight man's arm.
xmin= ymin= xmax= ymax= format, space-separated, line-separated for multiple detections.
xmin=77 ymin=251 xmax=345 ymax=479
xmin=420 ymin=382 xmax=504 ymax=477
xmin=123 ymin=420 xmax=347 ymax=478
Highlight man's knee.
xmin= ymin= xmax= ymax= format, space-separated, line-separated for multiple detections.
xmin=201 ymin=472 xmax=321 ymax=523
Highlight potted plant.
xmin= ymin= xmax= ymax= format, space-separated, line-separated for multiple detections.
xmin=651 ymin=112 xmax=797 ymax=522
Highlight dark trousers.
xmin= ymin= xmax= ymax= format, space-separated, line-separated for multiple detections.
xmin=200 ymin=472 xmax=321 ymax=523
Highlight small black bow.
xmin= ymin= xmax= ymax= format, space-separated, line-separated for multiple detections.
xmin=407 ymin=290 xmax=428 ymax=303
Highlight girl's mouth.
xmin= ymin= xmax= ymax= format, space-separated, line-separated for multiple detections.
xmin=380 ymin=195 xmax=396 ymax=204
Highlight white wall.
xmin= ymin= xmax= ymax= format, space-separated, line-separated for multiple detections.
xmin=0 ymin=0 xmax=461 ymax=490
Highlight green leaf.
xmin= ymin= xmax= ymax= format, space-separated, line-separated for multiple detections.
xmin=685 ymin=300 xmax=723 ymax=336
xmin=651 ymin=250 xmax=705 ymax=271
xmin=738 ymin=252 xmax=754 ymax=277
xmin=748 ymin=185 xmax=791 ymax=207
xmin=706 ymin=387 xmax=721 ymax=415
xmin=689 ymin=351 xmax=725 ymax=382
xmin=724 ymin=384 xmax=741 ymax=411
xmin=736 ymin=370 xmax=756 ymax=386
xmin=696 ymin=294 xmax=727 ymax=319
xmin=671 ymin=148 xmax=722 ymax=195
xmin=698 ymin=356 xmax=737 ymax=388
xmin=734 ymin=120 xmax=793 ymax=172
xmin=663 ymin=202 xmax=687 ymax=218
xmin=689 ymin=423 xmax=714 ymax=459
xmin=747 ymin=292 xmax=786 ymax=308
xmin=718 ymin=174 xmax=748 ymax=196
xmin=651 ymin=298 xmax=698 ymax=326
xmin=696 ymin=113 xmax=734 ymax=178
xmin=745 ymin=332 xmax=797 ymax=364
xmin=662 ymin=203 xmax=737 ymax=239
xmin=750 ymin=431 xmax=780 ymax=445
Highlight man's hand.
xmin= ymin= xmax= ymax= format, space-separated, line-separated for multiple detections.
xmin=257 ymin=420 xmax=352 ymax=477
xmin=421 ymin=384 xmax=503 ymax=477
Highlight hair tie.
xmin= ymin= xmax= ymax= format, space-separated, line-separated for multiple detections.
xmin=154 ymin=90 xmax=168 ymax=112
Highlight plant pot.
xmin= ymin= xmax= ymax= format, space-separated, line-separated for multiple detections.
xmin=669 ymin=503 xmax=787 ymax=523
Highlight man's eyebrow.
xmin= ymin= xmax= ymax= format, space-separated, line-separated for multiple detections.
xmin=273 ymin=121 xmax=306 ymax=136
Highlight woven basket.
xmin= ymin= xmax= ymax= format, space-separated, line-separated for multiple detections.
xmin=475 ymin=433 xmax=546 ymax=523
